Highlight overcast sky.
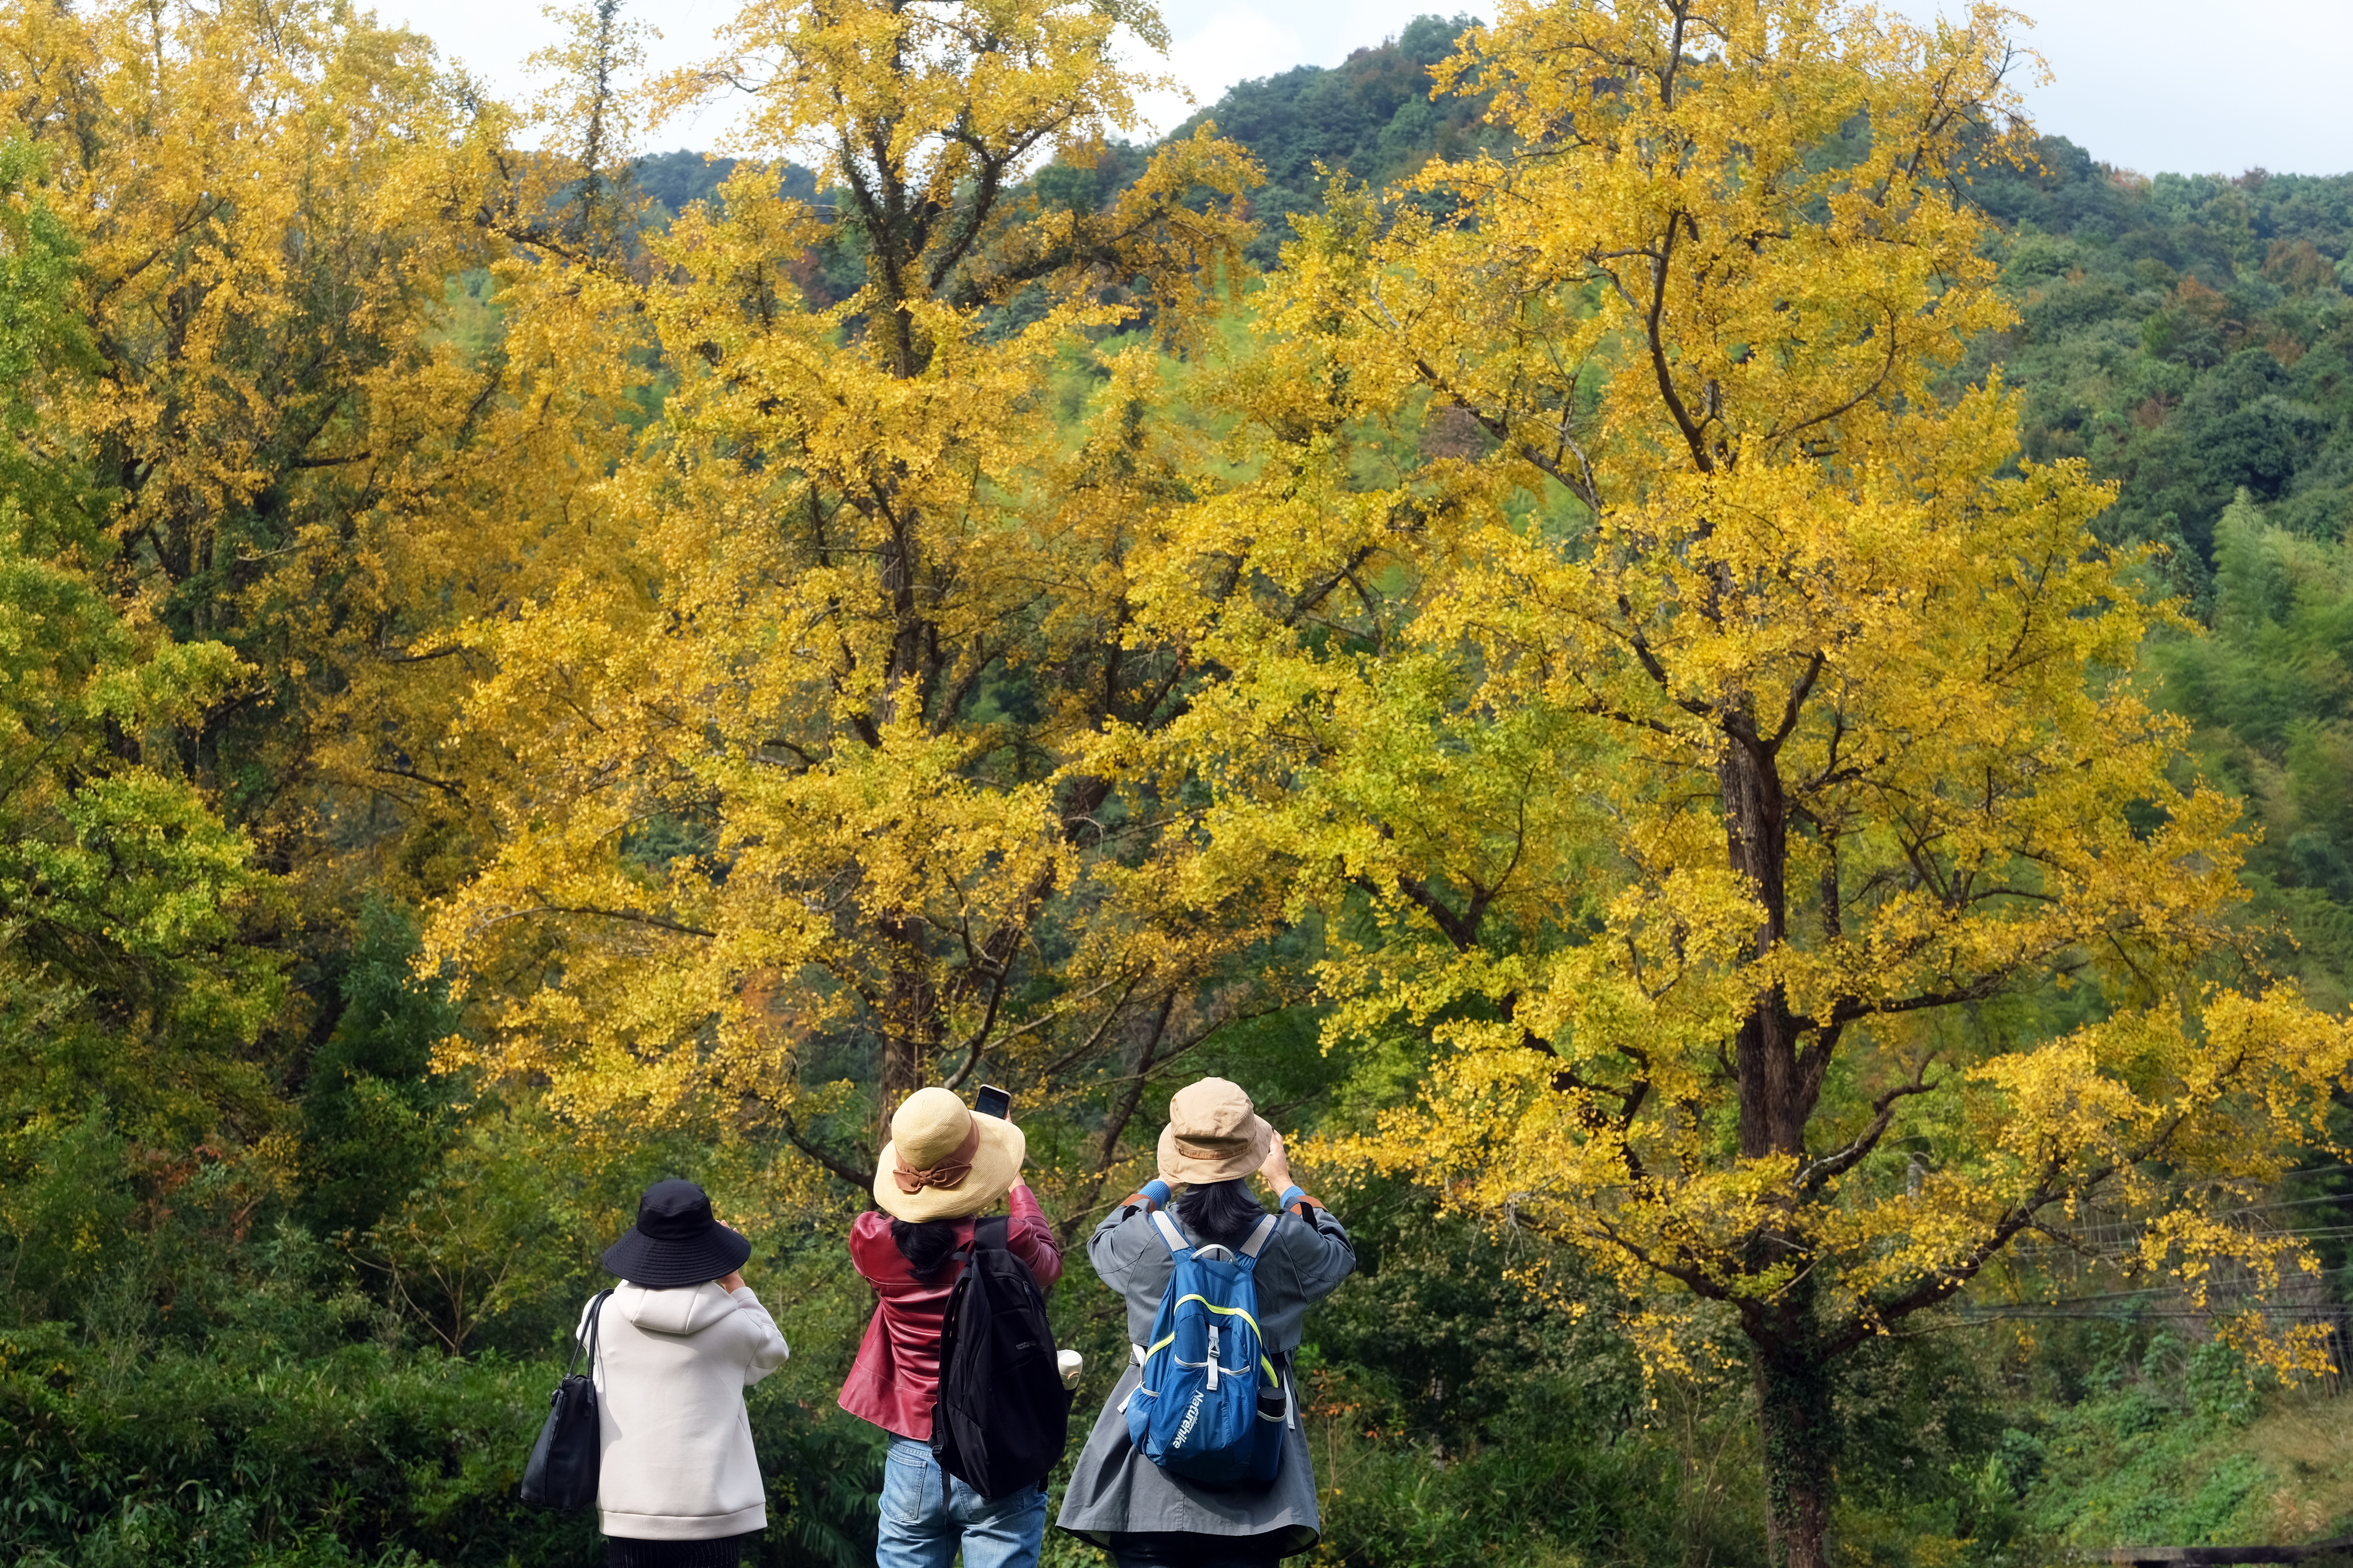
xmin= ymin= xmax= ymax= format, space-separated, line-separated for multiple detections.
xmin=375 ymin=0 xmax=2353 ymax=177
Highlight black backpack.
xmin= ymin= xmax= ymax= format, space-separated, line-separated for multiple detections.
xmin=930 ymin=1217 xmax=1073 ymax=1498
xmin=521 ymin=1288 xmax=613 ymax=1510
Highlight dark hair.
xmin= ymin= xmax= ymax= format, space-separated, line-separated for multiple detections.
xmin=889 ymin=1216 xmax=963 ymax=1279
xmin=1176 ymin=1178 xmax=1268 ymax=1250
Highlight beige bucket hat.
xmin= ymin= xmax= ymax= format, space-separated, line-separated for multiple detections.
xmin=873 ymin=1086 xmax=1026 ymax=1222
xmin=1157 ymin=1077 xmax=1275 ymax=1185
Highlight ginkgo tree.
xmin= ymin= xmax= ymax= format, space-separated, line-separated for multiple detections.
xmin=0 ymin=133 xmax=285 ymax=1195
xmin=1133 ymin=2 xmax=2353 ymax=1562
xmin=426 ymin=0 xmax=1284 ymax=1199
xmin=0 ymin=0 xmax=649 ymax=918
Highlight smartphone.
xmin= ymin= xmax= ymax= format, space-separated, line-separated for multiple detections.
xmin=973 ymin=1084 xmax=1012 ymax=1120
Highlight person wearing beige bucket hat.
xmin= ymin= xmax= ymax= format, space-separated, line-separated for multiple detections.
xmin=1057 ymin=1078 xmax=1356 ymax=1566
xmin=840 ymin=1087 xmax=1065 ymax=1568
xmin=1153 ymin=1076 xmax=1275 ymax=1185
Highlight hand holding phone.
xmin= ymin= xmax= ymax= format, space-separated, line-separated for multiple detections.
xmin=973 ymin=1084 xmax=1012 ymax=1120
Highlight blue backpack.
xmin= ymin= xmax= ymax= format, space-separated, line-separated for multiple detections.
xmin=1122 ymin=1208 xmax=1289 ymax=1488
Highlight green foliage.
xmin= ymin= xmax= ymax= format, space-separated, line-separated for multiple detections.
xmin=2147 ymin=491 xmax=2353 ymax=1004
xmin=1164 ymin=15 xmax=1493 ymax=268
xmin=0 ymin=1192 xmax=881 ymax=1568
xmin=0 ymin=132 xmax=288 ymax=1326
xmin=0 ymin=1316 xmax=879 ymax=1568
xmin=2016 ymin=1328 xmax=2297 ymax=1549
xmin=1293 ymin=1192 xmax=1714 ymax=1567
xmin=1945 ymin=138 xmax=2353 ymax=1024
xmin=356 ymin=1106 xmax=584 ymax=1357
xmin=0 ymin=1110 xmax=139 ymax=1313
xmin=301 ymin=902 xmax=457 ymax=1241
xmin=629 ymin=149 xmax=818 ymax=223
xmin=1966 ymin=142 xmax=2353 ymax=590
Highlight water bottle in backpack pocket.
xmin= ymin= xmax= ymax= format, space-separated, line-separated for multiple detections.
xmin=1122 ymin=1209 xmax=1288 ymax=1489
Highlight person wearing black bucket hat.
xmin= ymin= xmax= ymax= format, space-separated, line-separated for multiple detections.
xmin=577 ymin=1180 xmax=789 ymax=1568
xmin=603 ymin=1180 xmax=755 ymax=1287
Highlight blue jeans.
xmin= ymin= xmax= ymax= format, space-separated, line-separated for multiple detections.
xmin=877 ymin=1436 xmax=1049 ymax=1568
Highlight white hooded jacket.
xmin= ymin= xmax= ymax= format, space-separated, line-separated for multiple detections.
xmin=580 ymin=1281 xmax=790 ymax=1539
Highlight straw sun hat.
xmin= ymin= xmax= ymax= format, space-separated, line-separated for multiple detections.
xmin=873 ymin=1086 xmax=1027 ymax=1222
xmin=1157 ymin=1077 xmax=1276 ymax=1185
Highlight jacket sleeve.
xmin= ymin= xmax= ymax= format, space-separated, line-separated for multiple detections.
xmin=1086 ymin=1202 xmax=1151 ymax=1291
xmin=1006 ymin=1183 xmax=1064 ymax=1290
xmin=729 ymin=1286 xmax=791 ymax=1386
xmin=1281 ymin=1204 xmax=1356 ymax=1309
xmin=847 ymin=1209 xmax=896 ymax=1289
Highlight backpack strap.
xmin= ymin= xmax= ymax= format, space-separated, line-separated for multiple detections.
xmin=1236 ymin=1213 xmax=1277 ymax=1262
xmin=1148 ymin=1206 xmax=1193 ymax=1261
xmin=949 ymin=1213 xmax=1011 ymax=1266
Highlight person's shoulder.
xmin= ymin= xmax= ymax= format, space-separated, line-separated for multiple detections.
xmin=722 ymin=1286 xmax=780 ymax=1333
xmin=1090 ymin=1204 xmax=1167 ymax=1261
xmin=1091 ymin=1201 xmax=1150 ymax=1237
xmin=1273 ymin=1205 xmax=1345 ymax=1247
xmin=847 ymin=1210 xmax=900 ymax=1275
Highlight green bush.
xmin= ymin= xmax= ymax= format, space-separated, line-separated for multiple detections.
xmin=0 ymin=1317 xmax=881 ymax=1568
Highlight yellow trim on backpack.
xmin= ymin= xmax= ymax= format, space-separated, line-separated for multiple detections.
xmin=1169 ymin=1294 xmax=1264 ymax=1339
xmin=1144 ymin=1301 xmax=1281 ymax=1385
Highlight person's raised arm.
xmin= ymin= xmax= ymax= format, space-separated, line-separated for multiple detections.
xmin=1260 ymin=1128 xmax=1355 ymax=1301
xmin=1257 ymin=1130 xmax=1326 ymax=1217
xmin=722 ymin=1268 xmax=789 ymax=1381
xmin=1007 ymin=1181 xmax=1064 ymax=1289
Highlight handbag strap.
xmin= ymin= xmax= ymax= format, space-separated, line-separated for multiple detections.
xmin=568 ymin=1289 xmax=614 ymax=1379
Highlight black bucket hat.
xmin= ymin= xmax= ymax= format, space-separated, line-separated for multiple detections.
xmin=600 ymin=1180 xmax=752 ymax=1288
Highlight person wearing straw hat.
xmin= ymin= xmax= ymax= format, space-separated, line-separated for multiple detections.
xmin=840 ymin=1086 xmax=1065 ymax=1568
xmin=1056 ymin=1078 xmax=1356 ymax=1566
xmin=578 ymin=1179 xmax=790 ymax=1568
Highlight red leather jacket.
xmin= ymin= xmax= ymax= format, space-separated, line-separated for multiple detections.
xmin=838 ymin=1183 xmax=1064 ymax=1440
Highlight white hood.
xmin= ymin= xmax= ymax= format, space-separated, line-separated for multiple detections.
xmin=614 ymin=1280 xmax=743 ymax=1336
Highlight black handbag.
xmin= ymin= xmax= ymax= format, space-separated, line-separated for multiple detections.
xmin=521 ymin=1288 xmax=613 ymax=1510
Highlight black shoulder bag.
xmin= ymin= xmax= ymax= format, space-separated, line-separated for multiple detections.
xmin=521 ymin=1288 xmax=613 ymax=1510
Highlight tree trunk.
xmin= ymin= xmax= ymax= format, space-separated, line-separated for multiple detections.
xmin=1720 ymin=727 xmax=1807 ymax=1159
xmin=876 ymin=916 xmax=938 ymax=1151
xmin=1751 ymin=1295 xmax=1837 ymax=1568
xmin=1724 ymin=721 xmax=1839 ymax=1565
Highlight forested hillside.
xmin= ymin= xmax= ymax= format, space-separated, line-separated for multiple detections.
xmin=1964 ymin=144 xmax=2353 ymax=1009
xmin=5 ymin=6 xmax=2353 ymax=1568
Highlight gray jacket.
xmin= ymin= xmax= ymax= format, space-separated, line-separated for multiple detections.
xmin=1055 ymin=1200 xmax=1355 ymax=1554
